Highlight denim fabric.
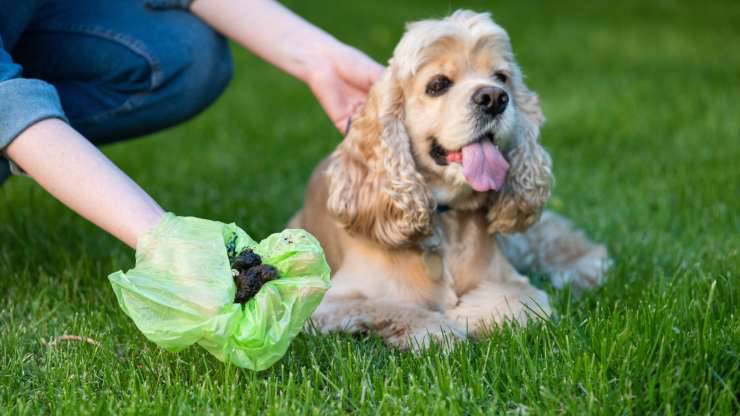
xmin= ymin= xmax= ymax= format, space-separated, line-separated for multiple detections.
xmin=0 ymin=157 xmax=9 ymax=184
xmin=0 ymin=0 xmax=233 ymax=185
xmin=0 ymin=31 xmax=68 ymax=154
xmin=146 ymin=0 xmax=195 ymax=10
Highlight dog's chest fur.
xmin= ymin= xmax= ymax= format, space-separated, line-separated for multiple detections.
xmin=418 ymin=209 xmax=497 ymax=305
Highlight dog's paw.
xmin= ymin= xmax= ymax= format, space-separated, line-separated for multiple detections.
xmin=447 ymin=282 xmax=552 ymax=335
xmin=387 ymin=314 xmax=466 ymax=353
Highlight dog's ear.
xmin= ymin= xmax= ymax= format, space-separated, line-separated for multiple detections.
xmin=487 ymin=67 xmax=553 ymax=234
xmin=326 ymin=68 xmax=433 ymax=247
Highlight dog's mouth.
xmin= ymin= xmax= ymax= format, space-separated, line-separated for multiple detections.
xmin=430 ymin=131 xmax=509 ymax=192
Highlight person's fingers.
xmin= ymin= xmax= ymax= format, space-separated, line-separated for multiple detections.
xmin=356 ymin=57 xmax=384 ymax=88
xmin=335 ymin=117 xmax=348 ymax=133
xmin=335 ymin=100 xmax=364 ymax=134
xmin=310 ymin=74 xmax=363 ymax=133
xmin=315 ymin=84 xmax=345 ymax=126
xmin=339 ymin=47 xmax=385 ymax=91
xmin=308 ymin=53 xmax=378 ymax=133
xmin=330 ymin=89 xmax=365 ymax=133
xmin=332 ymin=91 xmax=364 ymax=133
xmin=363 ymin=64 xmax=384 ymax=90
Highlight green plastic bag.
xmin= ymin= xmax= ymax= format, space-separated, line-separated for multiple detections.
xmin=108 ymin=213 xmax=331 ymax=371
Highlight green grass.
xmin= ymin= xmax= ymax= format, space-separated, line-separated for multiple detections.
xmin=1 ymin=0 xmax=739 ymax=414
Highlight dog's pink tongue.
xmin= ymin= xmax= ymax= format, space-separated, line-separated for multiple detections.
xmin=462 ymin=140 xmax=509 ymax=192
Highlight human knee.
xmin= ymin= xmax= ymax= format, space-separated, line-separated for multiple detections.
xmin=70 ymin=14 xmax=233 ymax=142
xmin=168 ymin=18 xmax=233 ymax=111
xmin=146 ymin=14 xmax=233 ymax=116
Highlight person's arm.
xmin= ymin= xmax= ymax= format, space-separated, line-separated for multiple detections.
xmin=1 ymin=34 xmax=163 ymax=248
xmin=190 ymin=0 xmax=383 ymax=132
xmin=3 ymin=119 xmax=164 ymax=248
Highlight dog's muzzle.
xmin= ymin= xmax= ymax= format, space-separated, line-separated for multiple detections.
xmin=472 ymin=86 xmax=509 ymax=117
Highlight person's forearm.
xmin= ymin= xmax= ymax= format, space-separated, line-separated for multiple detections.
xmin=3 ymin=119 xmax=164 ymax=248
xmin=190 ymin=0 xmax=339 ymax=84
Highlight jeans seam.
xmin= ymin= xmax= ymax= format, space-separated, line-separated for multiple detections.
xmin=145 ymin=0 xmax=193 ymax=10
xmin=25 ymin=24 xmax=162 ymax=124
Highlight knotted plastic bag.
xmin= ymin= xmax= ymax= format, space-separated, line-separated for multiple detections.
xmin=108 ymin=213 xmax=331 ymax=371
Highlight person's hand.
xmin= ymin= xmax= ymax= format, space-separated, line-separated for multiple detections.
xmin=306 ymin=44 xmax=384 ymax=133
xmin=190 ymin=0 xmax=384 ymax=133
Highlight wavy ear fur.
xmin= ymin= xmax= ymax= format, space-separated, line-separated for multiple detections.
xmin=326 ymin=68 xmax=434 ymax=247
xmin=487 ymin=69 xmax=553 ymax=234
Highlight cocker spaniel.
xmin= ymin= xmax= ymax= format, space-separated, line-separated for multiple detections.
xmin=290 ymin=10 xmax=610 ymax=349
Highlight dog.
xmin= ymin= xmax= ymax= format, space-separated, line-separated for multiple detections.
xmin=290 ymin=10 xmax=610 ymax=350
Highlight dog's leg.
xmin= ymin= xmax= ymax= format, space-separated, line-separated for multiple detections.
xmin=310 ymin=296 xmax=466 ymax=351
xmin=446 ymin=277 xmax=551 ymax=336
xmin=497 ymin=210 xmax=611 ymax=292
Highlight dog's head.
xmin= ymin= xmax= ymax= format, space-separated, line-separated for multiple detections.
xmin=327 ymin=10 xmax=552 ymax=247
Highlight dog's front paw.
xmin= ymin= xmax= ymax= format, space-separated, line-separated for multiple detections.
xmin=388 ymin=314 xmax=466 ymax=353
xmin=447 ymin=281 xmax=552 ymax=336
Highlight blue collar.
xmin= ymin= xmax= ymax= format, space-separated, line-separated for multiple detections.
xmin=436 ymin=204 xmax=451 ymax=213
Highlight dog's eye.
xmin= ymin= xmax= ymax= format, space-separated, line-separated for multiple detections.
xmin=494 ymin=71 xmax=509 ymax=84
xmin=425 ymin=75 xmax=453 ymax=97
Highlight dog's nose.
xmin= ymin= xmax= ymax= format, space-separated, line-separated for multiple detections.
xmin=472 ymin=86 xmax=509 ymax=115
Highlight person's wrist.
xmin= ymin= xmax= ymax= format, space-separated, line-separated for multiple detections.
xmin=299 ymin=36 xmax=345 ymax=86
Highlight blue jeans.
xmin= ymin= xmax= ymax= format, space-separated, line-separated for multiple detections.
xmin=0 ymin=0 xmax=233 ymax=184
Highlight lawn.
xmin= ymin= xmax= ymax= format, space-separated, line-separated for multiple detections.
xmin=1 ymin=0 xmax=738 ymax=414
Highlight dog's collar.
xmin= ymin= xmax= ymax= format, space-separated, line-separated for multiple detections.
xmin=436 ymin=204 xmax=451 ymax=214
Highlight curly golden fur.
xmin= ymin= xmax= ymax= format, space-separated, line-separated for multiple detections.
xmin=326 ymin=70 xmax=434 ymax=247
xmin=291 ymin=10 xmax=610 ymax=350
